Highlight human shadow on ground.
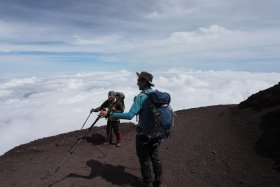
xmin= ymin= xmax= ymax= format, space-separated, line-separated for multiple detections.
xmin=85 ymin=133 xmax=106 ymax=145
xmin=48 ymin=159 xmax=143 ymax=187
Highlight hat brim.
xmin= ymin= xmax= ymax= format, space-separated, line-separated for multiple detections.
xmin=136 ymin=72 xmax=155 ymax=86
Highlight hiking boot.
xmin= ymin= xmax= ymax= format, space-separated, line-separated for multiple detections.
xmin=116 ymin=142 xmax=121 ymax=147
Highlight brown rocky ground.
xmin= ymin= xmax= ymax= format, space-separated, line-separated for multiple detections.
xmin=0 ymin=83 xmax=280 ymax=187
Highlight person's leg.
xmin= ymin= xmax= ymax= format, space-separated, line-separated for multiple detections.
xmin=112 ymin=121 xmax=121 ymax=146
xmin=151 ymin=141 xmax=162 ymax=187
xmin=105 ymin=120 xmax=113 ymax=144
xmin=136 ymin=135 xmax=153 ymax=186
xmin=152 ymin=160 xmax=162 ymax=187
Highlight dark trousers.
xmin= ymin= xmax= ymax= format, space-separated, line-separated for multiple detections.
xmin=136 ymin=135 xmax=162 ymax=186
xmin=106 ymin=120 xmax=121 ymax=143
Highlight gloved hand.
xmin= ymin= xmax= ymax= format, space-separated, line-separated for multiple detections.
xmin=99 ymin=110 xmax=110 ymax=118
xmin=90 ymin=108 xmax=98 ymax=113
xmin=90 ymin=108 xmax=99 ymax=113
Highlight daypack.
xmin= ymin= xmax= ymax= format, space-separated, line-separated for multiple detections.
xmin=115 ymin=91 xmax=125 ymax=111
xmin=144 ymin=90 xmax=175 ymax=140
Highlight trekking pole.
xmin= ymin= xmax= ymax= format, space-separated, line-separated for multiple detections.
xmin=80 ymin=112 xmax=92 ymax=130
xmin=54 ymin=115 xmax=101 ymax=173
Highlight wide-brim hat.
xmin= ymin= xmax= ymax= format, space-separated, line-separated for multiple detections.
xmin=136 ymin=71 xmax=155 ymax=86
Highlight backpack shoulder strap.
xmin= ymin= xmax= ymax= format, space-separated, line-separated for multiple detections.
xmin=142 ymin=89 xmax=155 ymax=96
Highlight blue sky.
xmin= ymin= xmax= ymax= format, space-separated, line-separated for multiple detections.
xmin=0 ymin=0 xmax=280 ymax=74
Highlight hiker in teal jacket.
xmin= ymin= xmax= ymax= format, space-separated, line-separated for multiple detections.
xmin=99 ymin=71 xmax=163 ymax=187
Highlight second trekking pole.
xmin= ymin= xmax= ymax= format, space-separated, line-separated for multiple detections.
xmin=54 ymin=115 xmax=101 ymax=173
xmin=80 ymin=112 xmax=92 ymax=130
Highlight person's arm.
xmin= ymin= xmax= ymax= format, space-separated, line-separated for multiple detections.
xmin=100 ymin=93 xmax=146 ymax=120
xmin=99 ymin=100 xmax=109 ymax=110
xmin=91 ymin=100 xmax=109 ymax=113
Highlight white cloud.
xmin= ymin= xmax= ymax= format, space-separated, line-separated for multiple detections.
xmin=0 ymin=70 xmax=280 ymax=155
xmin=0 ymin=22 xmax=280 ymax=73
xmin=70 ymin=34 xmax=124 ymax=46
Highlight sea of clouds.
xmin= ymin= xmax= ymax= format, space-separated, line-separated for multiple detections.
xmin=1 ymin=69 xmax=280 ymax=155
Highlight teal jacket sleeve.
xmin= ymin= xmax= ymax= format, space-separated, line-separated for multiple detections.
xmin=110 ymin=93 xmax=144 ymax=119
xmin=110 ymin=88 xmax=153 ymax=120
